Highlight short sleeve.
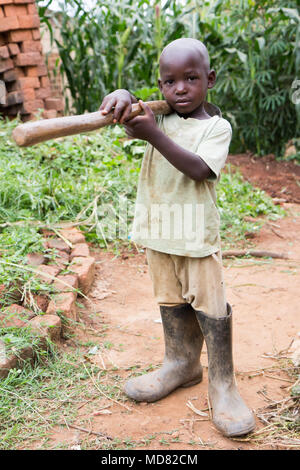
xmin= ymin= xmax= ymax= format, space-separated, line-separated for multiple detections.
xmin=195 ymin=118 xmax=232 ymax=180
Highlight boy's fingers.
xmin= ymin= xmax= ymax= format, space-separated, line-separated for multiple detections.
xmin=119 ymin=104 xmax=132 ymax=124
xmin=138 ymin=99 xmax=152 ymax=116
xmin=99 ymin=97 xmax=116 ymax=114
xmin=113 ymin=101 xmax=128 ymax=122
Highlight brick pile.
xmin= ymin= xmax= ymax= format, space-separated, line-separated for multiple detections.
xmin=0 ymin=227 xmax=96 ymax=378
xmin=0 ymin=0 xmax=64 ymax=121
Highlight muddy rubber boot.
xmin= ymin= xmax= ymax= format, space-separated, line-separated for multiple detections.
xmin=124 ymin=303 xmax=204 ymax=402
xmin=195 ymin=304 xmax=256 ymax=437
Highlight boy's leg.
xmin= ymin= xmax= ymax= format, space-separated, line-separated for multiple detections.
xmin=123 ymin=248 xmax=204 ymax=402
xmin=180 ymin=252 xmax=255 ymax=437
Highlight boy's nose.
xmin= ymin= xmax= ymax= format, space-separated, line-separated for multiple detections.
xmin=175 ymin=81 xmax=187 ymax=94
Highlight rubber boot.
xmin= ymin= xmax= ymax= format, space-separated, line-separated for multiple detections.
xmin=195 ymin=304 xmax=256 ymax=437
xmin=124 ymin=303 xmax=204 ymax=402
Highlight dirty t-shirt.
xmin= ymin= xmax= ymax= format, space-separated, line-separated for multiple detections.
xmin=131 ymin=111 xmax=232 ymax=257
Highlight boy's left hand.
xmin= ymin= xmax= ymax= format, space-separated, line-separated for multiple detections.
xmin=124 ymin=100 xmax=158 ymax=141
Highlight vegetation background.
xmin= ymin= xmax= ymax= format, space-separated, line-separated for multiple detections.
xmin=38 ymin=0 xmax=299 ymax=156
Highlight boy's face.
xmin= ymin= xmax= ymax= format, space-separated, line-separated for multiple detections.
xmin=158 ymin=47 xmax=216 ymax=119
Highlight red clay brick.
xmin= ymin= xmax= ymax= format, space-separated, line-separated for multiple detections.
xmin=59 ymin=228 xmax=85 ymax=245
xmin=69 ymin=257 xmax=95 ymax=295
xmin=27 ymin=3 xmax=37 ymax=14
xmin=26 ymin=252 xmax=47 ymax=266
xmin=0 ymin=7 xmax=4 ymax=18
xmin=31 ymin=28 xmax=40 ymax=40
xmin=21 ymin=39 xmax=42 ymax=53
xmin=22 ymin=87 xmax=35 ymax=101
xmin=17 ymin=14 xmax=40 ymax=29
xmin=21 ymin=99 xmax=44 ymax=114
xmin=36 ymin=64 xmax=47 ymax=76
xmin=42 ymin=109 xmax=57 ymax=119
xmin=35 ymin=87 xmax=51 ymax=100
xmin=7 ymin=43 xmax=19 ymax=55
xmin=4 ymin=4 xmax=27 ymax=16
xmin=29 ymin=314 xmax=61 ymax=341
xmin=45 ymin=97 xmax=64 ymax=112
xmin=14 ymin=0 xmax=36 ymax=3
xmin=8 ymin=29 xmax=32 ymax=42
xmin=18 ymin=76 xmax=39 ymax=89
xmin=7 ymin=90 xmax=23 ymax=106
xmin=70 ymin=243 xmax=90 ymax=259
xmin=0 ymin=44 xmax=8 ymax=58
xmin=46 ymin=292 xmax=78 ymax=322
xmin=40 ymin=75 xmax=50 ymax=88
xmin=33 ymin=264 xmax=61 ymax=285
xmin=15 ymin=51 xmax=42 ymax=67
xmin=0 ymin=303 xmax=35 ymax=328
xmin=45 ymin=238 xmax=71 ymax=253
xmin=0 ymin=15 xmax=19 ymax=32
xmin=3 ymin=67 xmax=24 ymax=81
xmin=0 ymin=0 xmax=13 ymax=4
xmin=0 ymin=57 xmax=13 ymax=73
xmin=53 ymin=274 xmax=79 ymax=293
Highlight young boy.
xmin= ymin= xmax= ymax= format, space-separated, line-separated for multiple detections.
xmin=99 ymin=38 xmax=255 ymax=437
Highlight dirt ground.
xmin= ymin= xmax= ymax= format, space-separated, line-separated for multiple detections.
xmin=45 ymin=155 xmax=300 ymax=450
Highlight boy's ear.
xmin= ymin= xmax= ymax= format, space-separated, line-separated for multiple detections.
xmin=207 ymin=69 xmax=216 ymax=89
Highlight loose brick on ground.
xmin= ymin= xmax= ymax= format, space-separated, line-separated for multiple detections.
xmin=70 ymin=243 xmax=90 ymax=259
xmin=69 ymin=256 xmax=95 ymax=295
xmin=26 ymin=252 xmax=47 ymax=266
xmin=0 ymin=346 xmax=32 ymax=379
xmin=0 ymin=303 xmax=35 ymax=328
xmin=46 ymin=292 xmax=78 ymax=322
xmin=45 ymin=238 xmax=71 ymax=253
xmin=29 ymin=314 xmax=61 ymax=342
xmin=52 ymin=274 xmax=78 ymax=293
xmin=42 ymin=109 xmax=57 ymax=119
xmin=33 ymin=264 xmax=61 ymax=284
xmin=59 ymin=228 xmax=85 ymax=244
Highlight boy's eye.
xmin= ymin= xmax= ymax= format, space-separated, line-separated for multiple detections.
xmin=165 ymin=79 xmax=174 ymax=85
xmin=188 ymin=76 xmax=198 ymax=81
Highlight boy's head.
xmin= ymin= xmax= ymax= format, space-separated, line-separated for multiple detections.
xmin=158 ymin=38 xmax=216 ymax=119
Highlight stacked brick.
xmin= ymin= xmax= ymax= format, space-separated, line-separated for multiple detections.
xmin=0 ymin=0 xmax=64 ymax=121
xmin=0 ymin=227 xmax=96 ymax=378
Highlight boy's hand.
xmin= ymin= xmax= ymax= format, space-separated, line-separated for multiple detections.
xmin=124 ymin=101 xmax=158 ymax=141
xmin=99 ymin=89 xmax=135 ymax=124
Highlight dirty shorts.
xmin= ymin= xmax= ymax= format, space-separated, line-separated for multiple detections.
xmin=146 ymin=248 xmax=227 ymax=319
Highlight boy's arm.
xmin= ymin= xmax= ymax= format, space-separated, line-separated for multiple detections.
xmin=99 ymin=89 xmax=138 ymax=124
xmin=124 ymin=101 xmax=214 ymax=182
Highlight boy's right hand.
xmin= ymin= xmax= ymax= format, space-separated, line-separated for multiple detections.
xmin=99 ymin=89 xmax=136 ymax=124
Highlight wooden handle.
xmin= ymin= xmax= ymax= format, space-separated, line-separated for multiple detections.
xmin=12 ymin=100 xmax=172 ymax=147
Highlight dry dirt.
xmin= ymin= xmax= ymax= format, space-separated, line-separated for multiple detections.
xmin=40 ymin=155 xmax=300 ymax=450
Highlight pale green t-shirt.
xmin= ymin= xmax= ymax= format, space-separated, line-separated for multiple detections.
xmin=131 ymin=110 xmax=232 ymax=257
